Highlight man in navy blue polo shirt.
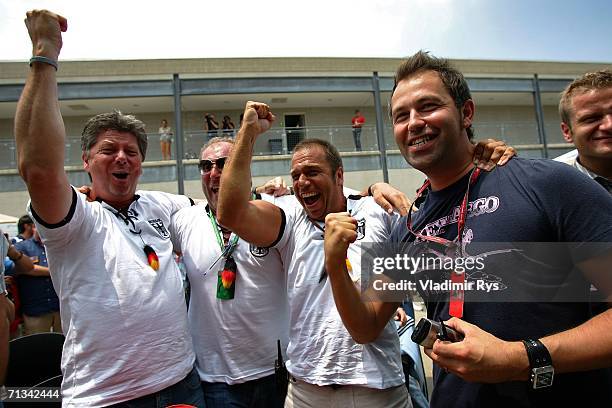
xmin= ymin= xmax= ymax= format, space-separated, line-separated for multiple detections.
xmin=14 ymin=225 xmax=61 ymax=335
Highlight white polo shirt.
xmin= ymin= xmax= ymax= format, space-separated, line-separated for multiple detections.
xmin=30 ymin=188 xmax=195 ymax=407
xmin=271 ymin=193 xmax=405 ymax=389
xmin=170 ymin=202 xmax=289 ymax=384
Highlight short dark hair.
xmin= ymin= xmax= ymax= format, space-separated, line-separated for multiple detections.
xmin=559 ymin=69 xmax=612 ymax=128
xmin=17 ymin=214 xmax=33 ymax=233
xmin=293 ymin=138 xmax=343 ymax=174
xmin=392 ymin=50 xmax=474 ymax=140
xmin=81 ymin=110 xmax=148 ymax=160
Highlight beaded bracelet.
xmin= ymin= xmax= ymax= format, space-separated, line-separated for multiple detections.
xmin=29 ymin=55 xmax=58 ymax=70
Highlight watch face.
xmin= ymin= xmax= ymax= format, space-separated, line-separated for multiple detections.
xmin=532 ymin=366 xmax=554 ymax=389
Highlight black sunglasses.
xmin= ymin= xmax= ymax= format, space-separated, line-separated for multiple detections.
xmin=199 ymin=157 xmax=228 ymax=174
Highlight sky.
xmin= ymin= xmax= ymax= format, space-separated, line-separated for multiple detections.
xmin=1 ymin=0 xmax=611 ymax=62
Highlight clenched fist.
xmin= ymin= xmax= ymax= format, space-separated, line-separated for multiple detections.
xmin=324 ymin=212 xmax=357 ymax=275
xmin=240 ymin=101 xmax=276 ymax=139
xmin=25 ymin=9 xmax=67 ymax=61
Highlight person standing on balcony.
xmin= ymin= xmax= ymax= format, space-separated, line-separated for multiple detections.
xmin=205 ymin=113 xmax=220 ymax=140
xmin=222 ymin=115 xmax=235 ymax=136
xmin=159 ymin=118 xmax=173 ymax=161
xmin=351 ymin=109 xmax=365 ymax=151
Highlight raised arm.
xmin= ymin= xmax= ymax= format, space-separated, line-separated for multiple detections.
xmin=15 ymin=10 xmax=72 ymax=224
xmin=217 ymin=102 xmax=284 ymax=247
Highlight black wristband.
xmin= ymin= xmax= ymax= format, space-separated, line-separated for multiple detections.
xmin=367 ymin=184 xmax=374 ymax=196
xmin=522 ymin=339 xmax=552 ymax=368
xmin=29 ymin=56 xmax=58 ymax=70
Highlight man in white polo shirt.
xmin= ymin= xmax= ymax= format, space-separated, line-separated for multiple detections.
xmin=15 ymin=10 xmax=203 ymax=407
xmin=170 ymin=137 xmax=290 ymax=408
xmin=217 ymin=102 xmax=410 ymax=407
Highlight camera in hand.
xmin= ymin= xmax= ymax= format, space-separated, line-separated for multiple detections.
xmin=411 ymin=318 xmax=464 ymax=348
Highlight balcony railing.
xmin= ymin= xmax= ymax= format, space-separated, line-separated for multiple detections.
xmin=0 ymin=122 xmax=571 ymax=170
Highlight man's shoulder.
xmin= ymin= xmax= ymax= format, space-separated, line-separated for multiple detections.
xmin=350 ymin=195 xmax=398 ymax=236
xmin=172 ymin=202 xmax=204 ymax=223
xmin=136 ymin=190 xmax=179 ymax=200
xmin=136 ymin=190 xmax=191 ymax=208
xmin=495 ymin=157 xmax=589 ymax=186
xmin=351 ymin=195 xmax=390 ymax=217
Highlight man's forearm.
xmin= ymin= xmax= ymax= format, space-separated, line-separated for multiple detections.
xmin=7 ymin=246 xmax=34 ymax=275
xmin=541 ymin=309 xmax=612 ymax=373
xmin=218 ymin=101 xmax=282 ymax=246
xmin=326 ymin=256 xmax=396 ymax=344
xmin=217 ymin=127 xmax=257 ymax=225
xmin=19 ymin=265 xmax=50 ymax=277
xmin=15 ymin=66 xmax=66 ymax=182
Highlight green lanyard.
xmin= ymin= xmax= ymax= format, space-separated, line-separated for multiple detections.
xmin=206 ymin=206 xmax=239 ymax=256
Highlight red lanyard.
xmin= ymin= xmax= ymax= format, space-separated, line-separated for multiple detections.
xmin=406 ymin=167 xmax=481 ymax=318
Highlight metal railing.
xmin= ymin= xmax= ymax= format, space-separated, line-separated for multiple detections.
xmin=0 ymin=122 xmax=568 ymax=170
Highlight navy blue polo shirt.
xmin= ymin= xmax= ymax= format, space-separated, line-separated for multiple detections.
xmin=14 ymin=237 xmax=60 ymax=316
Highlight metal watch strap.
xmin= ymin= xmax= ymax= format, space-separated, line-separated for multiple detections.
xmin=522 ymin=339 xmax=552 ymax=368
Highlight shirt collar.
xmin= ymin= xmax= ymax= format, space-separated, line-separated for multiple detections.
xmin=574 ymin=158 xmax=612 ymax=194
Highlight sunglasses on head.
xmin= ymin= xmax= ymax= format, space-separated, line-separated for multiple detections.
xmin=199 ymin=157 xmax=228 ymax=174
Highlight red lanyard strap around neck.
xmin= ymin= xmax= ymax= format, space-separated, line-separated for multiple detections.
xmin=406 ymin=167 xmax=481 ymax=318
xmin=406 ymin=167 xmax=481 ymax=250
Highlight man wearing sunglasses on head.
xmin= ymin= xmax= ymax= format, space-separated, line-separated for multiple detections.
xmin=15 ymin=10 xmax=204 ymax=407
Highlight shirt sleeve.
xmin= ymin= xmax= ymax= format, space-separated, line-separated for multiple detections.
xmin=30 ymin=186 xmax=96 ymax=249
xmin=169 ymin=206 xmax=191 ymax=253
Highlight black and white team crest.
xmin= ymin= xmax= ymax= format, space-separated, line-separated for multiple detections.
xmin=148 ymin=218 xmax=170 ymax=239
xmin=356 ymin=218 xmax=366 ymax=240
xmin=249 ymin=243 xmax=269 ymax=258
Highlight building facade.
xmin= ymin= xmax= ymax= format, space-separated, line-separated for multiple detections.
xmin=0 ymin=57 xmax=609 ymax=214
